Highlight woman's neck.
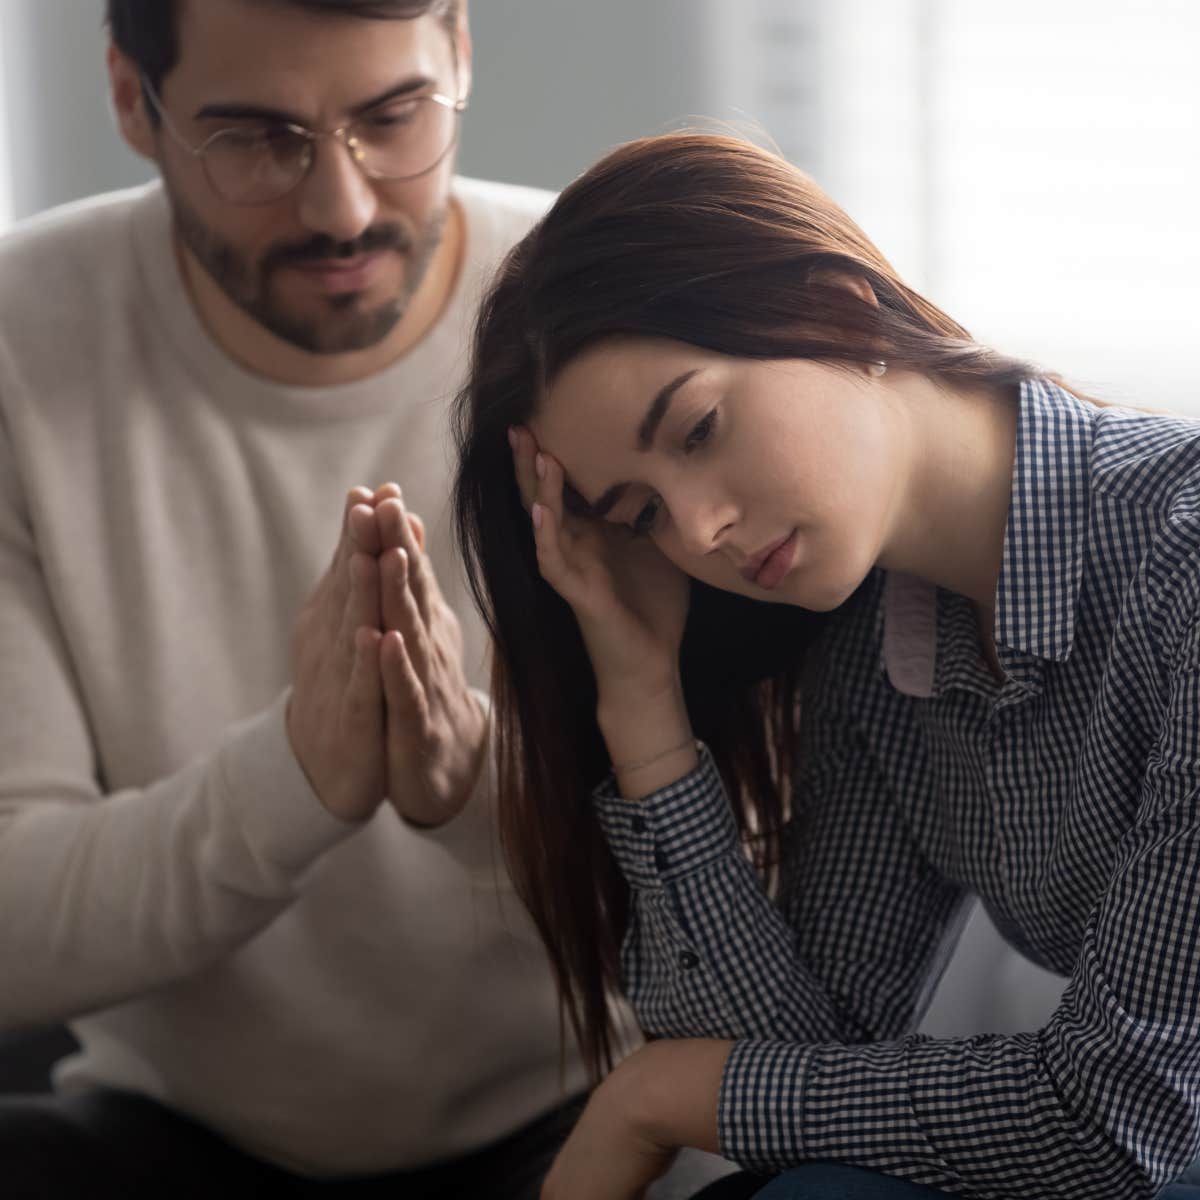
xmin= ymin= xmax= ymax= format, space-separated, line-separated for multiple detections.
xmin=878 ymin=373 xmax=1020 ymax=611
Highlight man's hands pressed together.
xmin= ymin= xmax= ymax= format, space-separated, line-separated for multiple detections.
xmin=373 ymin=483 xmax=489 ymax=828
xmin=287 ymin=484 xmax=487 ymax=828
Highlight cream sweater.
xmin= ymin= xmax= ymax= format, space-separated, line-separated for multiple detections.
xmin=0 ymin=178 xmax=593 ymax=1175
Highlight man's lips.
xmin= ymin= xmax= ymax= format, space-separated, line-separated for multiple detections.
xmin=286 ymin=251 xmax=388 ymax=291
xmin=740 ymin=529 xmax=798 ymax=589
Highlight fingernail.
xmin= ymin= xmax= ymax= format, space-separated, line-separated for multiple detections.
xmin=531 ymin=502 xmax=543 ymax=530
xmin=535 ymin=453 xmax=546 ymax=480
xmin=507 ymin=427 xmax=517 ymax=450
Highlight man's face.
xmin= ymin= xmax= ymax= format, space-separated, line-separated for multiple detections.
xmin=149 ymin=0 xmax=465 ymax=355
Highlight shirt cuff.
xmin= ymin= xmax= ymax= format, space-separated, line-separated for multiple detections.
xmin=214 ymin=688 xmax=360 ymax=880
xmin=592 ymin=742 xmax=740 ymax=890
xmin=719 ymin=1038 xmax=814 ymax=1172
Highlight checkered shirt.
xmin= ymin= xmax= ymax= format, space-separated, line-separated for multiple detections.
xmin=593 ymin=380 xmax=1200 ymax=1198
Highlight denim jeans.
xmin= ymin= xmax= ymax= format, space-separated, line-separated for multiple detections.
xmin=749 ymin=1163 xmax=1200 ymax=1199
xmin=751 ymin=1165 xmax=951 ymax=1198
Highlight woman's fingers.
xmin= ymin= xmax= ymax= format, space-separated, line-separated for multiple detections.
xmin=513 ymin=430 xmax=609 ymax=618
xmin=531 ymin=498 xmax=581 ymax=601
xmin=533 ymin=449 xmax=568 ymax=528
xmin=510 ymin=425 xmax=541 ymax=512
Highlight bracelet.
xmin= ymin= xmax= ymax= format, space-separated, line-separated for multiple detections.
xmin=612 ymin=737 xmax=698 ymax=775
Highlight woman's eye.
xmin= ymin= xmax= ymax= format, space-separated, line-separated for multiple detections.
xmin=684 ymin=408 xmax=718 ymax=453
xmin=630 ymin=495 xmax=663 ymax=536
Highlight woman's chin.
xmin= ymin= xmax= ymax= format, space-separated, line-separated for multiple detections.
xmin=779 ymin=564 xmax=870 ymax=612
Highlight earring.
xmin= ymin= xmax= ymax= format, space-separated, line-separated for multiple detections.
xmin=868 ymin=360 xmax=887 ymax=378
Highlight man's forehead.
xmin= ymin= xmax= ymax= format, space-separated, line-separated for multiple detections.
xmin=171 ymin=0 xmax=453 ymax=107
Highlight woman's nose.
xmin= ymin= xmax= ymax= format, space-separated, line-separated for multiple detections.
xmin=672 ymin=488 xmax=737 ymax=557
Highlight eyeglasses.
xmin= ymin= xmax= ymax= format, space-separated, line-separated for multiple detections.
xmin=141 ymin=76 xmax=468 ymax=206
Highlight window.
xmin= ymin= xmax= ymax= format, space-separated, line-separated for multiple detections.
xmin=706 ymin=0 xmax=1200 ymax=413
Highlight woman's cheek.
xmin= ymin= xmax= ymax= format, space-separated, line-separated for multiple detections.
xmin=658 ymin=534 xmax=744 ymax=597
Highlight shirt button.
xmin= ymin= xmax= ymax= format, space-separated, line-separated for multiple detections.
xmin=653 ymin=848 xmax=669 ymax=872
xmin=631 ymin=814 xmax=647 ymax=835
xmin=678 ymin=951 xmax=700 ymax=971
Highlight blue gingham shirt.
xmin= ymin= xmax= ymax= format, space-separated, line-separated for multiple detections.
xmin=594 ymin=380 xmax=1200 ymax=1198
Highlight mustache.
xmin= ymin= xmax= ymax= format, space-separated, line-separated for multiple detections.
xmin=263 ymin=224 xmax=411 ymax=270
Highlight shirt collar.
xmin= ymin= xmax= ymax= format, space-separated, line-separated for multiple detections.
xmin=993 ymin=377 xmax=1095 ymax=662
xmin=881 ymin=378 xmax=1096 ymax=698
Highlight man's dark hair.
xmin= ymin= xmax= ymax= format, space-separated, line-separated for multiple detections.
xmin=106 ymin=1 xmax=460 ymax=102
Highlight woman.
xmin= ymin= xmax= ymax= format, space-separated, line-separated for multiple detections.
xmin=452 ymin=133 xmax=1200 ymax=1199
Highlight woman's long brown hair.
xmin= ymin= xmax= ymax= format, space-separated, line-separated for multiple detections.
xmin=453 ymin=133 xmax=1044 ymax=1078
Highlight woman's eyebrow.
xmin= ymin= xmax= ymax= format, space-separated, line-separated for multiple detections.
xmin=585 ymin=368 xmax=703 ymax=517
xmin=636 ymin=369 xmax=701 ymax=450
xmin=588 ymin=481 xmax=629 ymax=520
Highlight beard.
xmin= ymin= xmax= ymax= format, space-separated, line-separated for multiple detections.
xmin=164 ymin=184 xmax=447 ymax=355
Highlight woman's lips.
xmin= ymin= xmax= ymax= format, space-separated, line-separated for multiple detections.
xmin=743 ymin=529 xmax=798 ymax=590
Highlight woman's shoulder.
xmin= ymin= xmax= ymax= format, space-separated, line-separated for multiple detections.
xmin=1090 ymin=403 xmax=1200 ymax=518
xmin=1086 ymin=407 xmax=1200 ymax=651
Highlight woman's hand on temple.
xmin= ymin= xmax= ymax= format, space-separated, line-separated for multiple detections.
xmin=510 ymin=426 xmax=690 ymax=707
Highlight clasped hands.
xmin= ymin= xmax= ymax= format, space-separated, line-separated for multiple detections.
xmin=287 ymin=483 xmax=487 ymax=827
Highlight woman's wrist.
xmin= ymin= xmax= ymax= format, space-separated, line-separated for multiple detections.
xmin=621 ymin=1039 xmax=732 ymax=1153
xmin=597 ymin=680 xmax=698 ymax=799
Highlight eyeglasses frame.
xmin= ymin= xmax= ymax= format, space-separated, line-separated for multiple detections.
xmin=138 ymin=73 xmax=468 ymax=206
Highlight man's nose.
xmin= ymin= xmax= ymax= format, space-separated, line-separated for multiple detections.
xmin=294 ymin=136 xmax=378 ymax=244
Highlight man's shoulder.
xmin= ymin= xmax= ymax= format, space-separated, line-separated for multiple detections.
xmin=453 ymin=175 xmax=555 ymax=259
xmin=0 ymin=183 xmax=159 ymax=309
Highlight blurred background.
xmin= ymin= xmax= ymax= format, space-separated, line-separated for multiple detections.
xmin=0 ymin=0 xmax=1197 ymax=1044
xmin=2 ymin=0 xmax=1197 ymax=412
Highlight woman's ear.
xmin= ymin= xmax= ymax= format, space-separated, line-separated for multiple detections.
xmin=807 ymin=268 xmax=886 ymax=377
xmin=807 ymin=267 xmax=880 ymax=309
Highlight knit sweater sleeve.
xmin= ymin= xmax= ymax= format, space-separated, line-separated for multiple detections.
xmin=0 ymin=408 xmax=357 ymax=1031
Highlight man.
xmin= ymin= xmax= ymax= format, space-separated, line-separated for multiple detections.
xmin=0 ymin=2 xmax=737 ymax=1195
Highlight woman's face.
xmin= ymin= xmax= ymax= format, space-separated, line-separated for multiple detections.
xmin=530 ymin=337 xmax=908 ymax=610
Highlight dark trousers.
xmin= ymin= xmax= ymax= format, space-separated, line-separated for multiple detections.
xmin=0 ymin=1087 xmax=586 ymax=1200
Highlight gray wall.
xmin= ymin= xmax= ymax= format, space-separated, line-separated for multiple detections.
xmin=459 ymin=0 xmax=717 ymax=191
xmin=1 ymin=1 xmax=152 ymax=220
xmin=0 ymin=0 xmax=723 ymax=220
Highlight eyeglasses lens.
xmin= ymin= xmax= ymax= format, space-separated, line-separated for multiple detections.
xmin=200 ymin=97 xmax=460 ymax=205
